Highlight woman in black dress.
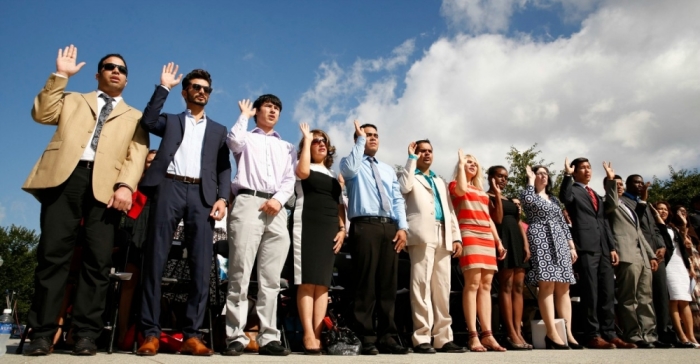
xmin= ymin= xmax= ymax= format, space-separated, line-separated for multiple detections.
xmin=292 ymin=123 xmax=346 ymax=354
xmin=487 ymin=166 xmax=531 ymax=350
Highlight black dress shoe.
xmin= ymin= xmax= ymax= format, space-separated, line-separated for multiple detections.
xmin=23 ymin=336 xmax=53 ymax=356
xmin=545 ymin=335 xmax=571 ymax=350
xmin=437 ymin=341 xmax=468 ymax=353
xmin=222 ymin=341 xmax=245 ymax=356
xmin=72 ymin=337 xmax=97 ymax=356
xmin=413 ymin=343 xmax=436 ymax=354
xmin=361 ymin=343 xmax=379 ymax=355
xmin=258 ymin=341 xmax=290 ymax=356
xmin=635 ymin=340 xmax=654 ymax=348
xmin=652 ymin=341 xmax=672 ymax=348
xmin=378 ymin=341 xmax=409 ymax=354
xmin=676 ymin=341 xmax=696 ymax=349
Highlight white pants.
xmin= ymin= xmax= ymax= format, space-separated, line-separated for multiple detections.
xmin=407 ymin=222 xmax=454 ymax=347
xmin=225 ymin=194 xmax=290 ymax=346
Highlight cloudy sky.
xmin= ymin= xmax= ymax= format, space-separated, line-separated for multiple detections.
xmin=1 ymin=0 xmax=698 ymax=231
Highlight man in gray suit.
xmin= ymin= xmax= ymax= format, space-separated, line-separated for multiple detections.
xmin=602 ymin=163 xmax=658 ymax=348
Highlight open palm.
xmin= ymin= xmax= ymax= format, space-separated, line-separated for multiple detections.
xmin=56 ymin=45 xmax=86 ymax=77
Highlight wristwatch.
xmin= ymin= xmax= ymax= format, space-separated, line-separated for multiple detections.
xmin=218 ymin=197 xmax=229 ymax=207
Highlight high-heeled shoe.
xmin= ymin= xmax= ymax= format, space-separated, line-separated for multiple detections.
xmin=303 ymin=346 xmax=322 ymax=355
xmin=567 ymin=340 xmax=584 ymax=350
xmin=480 ymin=330 xmax=506 ymax=352
xmin=467 ymin=331 xmax=487 ymax=352
xmin=505 ymin=336 xmax=530 ymax=350
xmin=545 ymin=335 xmax=571 ymax=350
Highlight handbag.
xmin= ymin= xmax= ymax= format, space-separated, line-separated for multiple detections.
xmin=321 ymin=312 xmax=361 ymax=355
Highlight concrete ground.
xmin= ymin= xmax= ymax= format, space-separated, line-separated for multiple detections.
xmin=2 ymin=338 xmax=699 ymax=364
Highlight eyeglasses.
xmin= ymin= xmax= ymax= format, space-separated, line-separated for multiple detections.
xmin=190 ymin=83 xmax=213 ymax=94
xmin=535 ymin=172 xmax=549 ymax=176
xmin=311 ymin=138 xmax=327 ymax=145
xmin=101 ymin=63 xmax=128 ymax=76
xmin=365 ymin=132 xmax=379 ymax=138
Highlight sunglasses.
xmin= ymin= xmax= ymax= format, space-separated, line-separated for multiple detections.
xmin=101 ymin=63 xmax=128 ymax=76
xmin=190 ymin=83 xmax=213 ymax=94
xmin=311 ymin=137 xmax=327 ymax=145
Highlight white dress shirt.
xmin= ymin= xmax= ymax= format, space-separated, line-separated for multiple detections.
xmin=80 ymin=90 xmax=122 ymax=161
xmin=167 ymin=109 xmax=207 ymax=178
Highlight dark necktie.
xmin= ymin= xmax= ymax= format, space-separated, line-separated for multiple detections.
xmin=91 ymin=94 xmax=114 ymax=151
xmin=585 ymin=186 xmax=598 ymax=211
xmin=369 ymin=157 xmax=391 ymax=212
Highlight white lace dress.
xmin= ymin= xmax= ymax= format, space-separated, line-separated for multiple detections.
xmin=665 ymin=228 xmax=692 ymax=301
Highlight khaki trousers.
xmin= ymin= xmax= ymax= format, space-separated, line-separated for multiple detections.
xmin=407 ymin=221 xmax=453 ymax=347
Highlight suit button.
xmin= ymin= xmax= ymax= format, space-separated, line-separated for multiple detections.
xmin=176 ymin=142 xmax=181 ymax=145
xmin=170 ymin=153 xmax=174 ymax=156
xmin=81 ymin=145 xmax=85 ymax=148
xmin=430 ymin=212 xmax=434 ymax=215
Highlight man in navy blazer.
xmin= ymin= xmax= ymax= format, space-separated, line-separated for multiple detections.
xmin=137 ymin=64 xmax=231 ymax=356
xmin=559 ymin=157 xmax=634 ymax=349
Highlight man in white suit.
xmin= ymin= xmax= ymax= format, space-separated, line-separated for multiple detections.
xmin=398 ymin=140 xmax=466 ymax=354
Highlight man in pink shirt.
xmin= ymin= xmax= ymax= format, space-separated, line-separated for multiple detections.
xmin=223 ymin=95 xmax=296 ymax=356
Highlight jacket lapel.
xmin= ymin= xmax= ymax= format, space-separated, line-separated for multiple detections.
xmin=416 ymin=174 xmax=432 ymax=191
xmin=81 ymin=92 xmax=98 ymax=119
xmin=573 ymin=184 xmax=597 ymax=214
xmin=106 ymin=100 xmax=130 ymax=122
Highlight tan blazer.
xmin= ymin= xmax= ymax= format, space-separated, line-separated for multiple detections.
xmin=399 ymin=157 xmax=460 ymax=250
xmin=603 ymin=179 xmax=656 ymax=268
xmin=22 ymin=74 xmax=149 ymax=204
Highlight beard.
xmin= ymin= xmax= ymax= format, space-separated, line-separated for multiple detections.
xmin=187 ymin=93 xmax=208 ymax=106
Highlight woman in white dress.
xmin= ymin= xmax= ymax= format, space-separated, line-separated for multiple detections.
xmin=654 ymin=201 xmax=698 ymax=348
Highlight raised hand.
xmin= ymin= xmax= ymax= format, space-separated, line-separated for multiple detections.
xmin=354 ymin=120 xmax=366 ymax=138
xmin=490 ymin=178 xmax=501 ymax=195
xmin=408 ymin=141 xmax=417 ymax=157
xmin=564 ymin=157 xmax=574 ymax=175
xmin=238 ymin=99 xmax=256 ymax=118
xmin=300 ymin=123 xmax=314 ymax=142
xmin=160 ymin=62 xmax=182 ymax=89
xmin=525 ymin=165 xmax=535 ymax=181
xmin=56 ymin=44 xmax=86 ymax=78
xmin=458 ymin=148 xmax=467 ymax=166
xmin=640 ymin=181 xmax=651 ymax=201
xmin=602 ymin=161 xmax=615 ymax=180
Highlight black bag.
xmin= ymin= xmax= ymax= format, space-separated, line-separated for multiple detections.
xmin=322 ymin=312 xmax=361 ymax=355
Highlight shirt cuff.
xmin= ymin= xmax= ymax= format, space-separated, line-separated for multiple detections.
xmin=160 ymin=85 xmax=171 ymax=92
xmin=408 ymin=155 xmax=418 ymax=160
xmin=53 ymin=72 xmax=67 ymax=78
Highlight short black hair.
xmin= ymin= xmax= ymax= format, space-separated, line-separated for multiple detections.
xmin=182 ymin=69 xmax=212 ymax=90
xmin=570 ymin=157 xmax=589 ymax=172
xmin=603 ymin=175 xmax=623 ymax=186
xmin=252 ymin=94 xmax=282 ymax=123
xmin=532 ymin=165 xmax=553 ymax=196
xmin=487 ymin=165 xmax=507 ymax=179
xmin=353 ymin=123 xmax=378 ymax=140
xmin=97 ymin=53 xmax=127 ymax=75
xmin=625 ymin=174 xmax=643 ymax=185
xmin=415 ymin=139 xmax=431 ymax=148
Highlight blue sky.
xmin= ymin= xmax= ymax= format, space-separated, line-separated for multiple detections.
xmin=1 ymin=0 xmax=698 ymax=231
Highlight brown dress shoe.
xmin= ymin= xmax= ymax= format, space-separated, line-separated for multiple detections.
xmin=609 ymin=338 xmax=637 ymax=349
xmin=137 ymin=336 xmax=160 ymax=356
xmin=180 ymin=337 xmax=214 ymax=356
xmin=586 ymin=337 xmax=616 ymax=349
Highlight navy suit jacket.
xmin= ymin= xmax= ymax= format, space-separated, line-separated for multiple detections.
xmin=559 ymin=175 xmax=615 ymax=255
xmin=139 ymin=86 xmax=231 ymax=206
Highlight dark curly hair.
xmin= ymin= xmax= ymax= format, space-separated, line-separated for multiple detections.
xmin=297 ymin=129 xmax=336 ymax=169
xmin=182 ymin=69 xmax=212 ymax=90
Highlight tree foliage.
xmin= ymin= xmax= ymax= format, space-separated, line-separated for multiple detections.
xmin=503 ymin=144 xmax=562 ymax=199
xmin=648 ymin=166 xmax=700 ymax=207
xmin=0 ymin=225 xmax=39 ymax=322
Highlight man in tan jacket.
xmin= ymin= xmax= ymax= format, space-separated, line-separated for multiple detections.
xmin=398 ymin=140 xmax=465 ymax=354
xmin=22 ymin=45 xmax=148 ymax=356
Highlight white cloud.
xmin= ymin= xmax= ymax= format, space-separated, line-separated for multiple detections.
xmin=294 ymin=0 xmax=700 ymax=194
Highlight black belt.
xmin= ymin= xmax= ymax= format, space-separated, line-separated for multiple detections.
xmin=351 ymin=216 xmax=396 ymax=225
xmin=238 ymin=189 xmax=274 ymax=199
xmin=166 ymin=173 xmax=201 ymax=184
xmin=77 ymin=160 xmax=94 ymax=169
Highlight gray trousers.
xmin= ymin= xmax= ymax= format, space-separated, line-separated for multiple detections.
xmin=225 ymin=194 xmax=290 ymax=346
xmin=615 ymin=255 xmax=657 ymax=343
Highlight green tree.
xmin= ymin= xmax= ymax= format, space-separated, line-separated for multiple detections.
xmin=503 ymin=143 xmax=561 ymax=199
xmin=648 ymin=166 xmax=700 ymax=207
xmin=0 ymin=225 xmax=39 ymax=323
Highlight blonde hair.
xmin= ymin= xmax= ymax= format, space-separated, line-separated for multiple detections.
xmin=451 ymin=153 xmax=484 ymax=191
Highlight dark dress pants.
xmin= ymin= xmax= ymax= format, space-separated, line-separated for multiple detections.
xmin=351 ymin=220 xmax=399 ymax=345
xmin=652 ymin=262 xmax=672 ymax=342
xmin=28 ymin=166 xmax=120 ymax=340
xmin=140 ymin=178 xmax=214 ymax=339
xmin=575 ymin=250 xmax=617 ymax=341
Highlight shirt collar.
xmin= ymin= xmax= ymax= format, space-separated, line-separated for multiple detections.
xmin=623 ymin=192 xmax=640 ymax=201
xmin=96 ymin=90 xmax=122 ymax=103
xmin=415 ymin=168 xmax=436 ymax=178
xmin=185 ymin=109 xmax=207 ymax=123
xmin=574 ymin=181 xmax=588 ymax=189
xmin=251 ymin=127 xmax=281 ymax=139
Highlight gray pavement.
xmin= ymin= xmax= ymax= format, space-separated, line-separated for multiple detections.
xmin=2 ymin=338 xmax=699 ymax=364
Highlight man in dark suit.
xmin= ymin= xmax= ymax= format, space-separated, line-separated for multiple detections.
xmin=136 ymin=64 xmax=231 ymax=356
xmin=559 ymin=158 xmax=634 ymax=349
xmin=23 ymin=45 xmax=149 ymax=356
xmin=602 ymin=164 xmax=658 ymax=348
xmin=623 ymin=175 xmax=674 ymax=347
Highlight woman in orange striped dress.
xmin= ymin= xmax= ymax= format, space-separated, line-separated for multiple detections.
xmin=449 ymin=149 xmax=506 ymax=352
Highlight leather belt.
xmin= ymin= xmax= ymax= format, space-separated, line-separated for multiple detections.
xmin=238 ymin=189 xmax=274 ymax=199
xmin=351 ymin=216 xmax=396 ymax=225
xmin=166 ymin=173 xmax=201 ymax=184
xmin=77 ymin=160 xmax=94 ymax=169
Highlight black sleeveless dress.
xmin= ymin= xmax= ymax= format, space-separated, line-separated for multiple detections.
xmin=491 ymin=196 xmax=530 ymax=270
xmin=291 ymin=165 xmax=342 ymax=287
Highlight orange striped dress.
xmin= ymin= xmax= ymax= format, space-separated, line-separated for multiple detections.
xmin=449 ymin=181 xmax=497 ymax=271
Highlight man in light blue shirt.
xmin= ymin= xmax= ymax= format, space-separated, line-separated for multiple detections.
xmin=340 ymin=121 xmax=408 ymax=355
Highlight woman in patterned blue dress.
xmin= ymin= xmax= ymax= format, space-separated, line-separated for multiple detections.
xmin=520 ymin=165 xmax=580 ymax=349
